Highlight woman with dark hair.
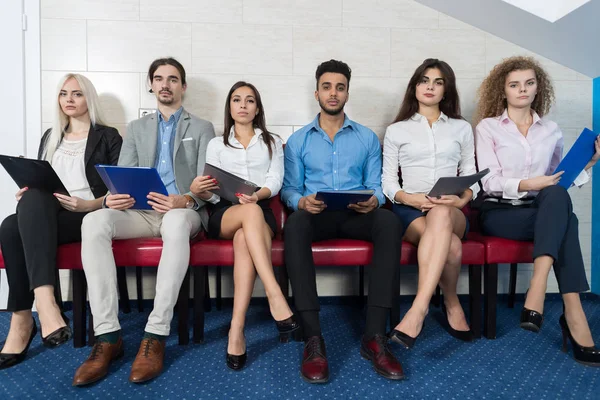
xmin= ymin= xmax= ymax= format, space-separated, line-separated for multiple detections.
xmin=205 ymin=81 xmax=298 ymax=370
xmin=475 ymin=56 xmax=599 ymax=366
xmin=382 ymin=59 xmax=476 ymax=349
xmin=0 ymin=74 xmax=122 ymax=369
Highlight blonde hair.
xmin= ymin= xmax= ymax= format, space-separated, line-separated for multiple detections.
xmin=44 ymin=73 xmax=105 ymax=161
xmin=473 ymin=56 xmax=555 ymax=126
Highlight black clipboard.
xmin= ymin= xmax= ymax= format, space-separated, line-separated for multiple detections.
xmin=203 ymin=163 xmax=259 ymax=204
xmin=428 ymin=169 xmax=489 ymax=197
xmin=0 ymin=154 xmax=70 ymax=195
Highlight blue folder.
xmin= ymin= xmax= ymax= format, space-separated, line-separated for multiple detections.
xmin=95 ymin=165 xmax=168 ymax=210
xmin=553 ymin=128 xmax=598 ymax=189
xmin=315 ymin=190 xmax=375 ymax=211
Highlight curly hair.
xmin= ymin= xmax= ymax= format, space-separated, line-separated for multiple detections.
xmin=473 ymin=56 xmax=555 ymax=125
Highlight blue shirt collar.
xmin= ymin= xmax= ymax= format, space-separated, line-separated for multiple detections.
xmin=158 ymin=107 xmax=184 ymax=123
xmin=309 ymin=113 xmax=354 ymax=134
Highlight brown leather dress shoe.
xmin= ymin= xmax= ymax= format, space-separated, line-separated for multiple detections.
xmin=129 ymin=338 xmax=166 ymax=383
xmin=72 ymin=338 xmax=124 ymax=386
xmin=360 ymin=334 xmax=404 ymax=380
xmin=301 ymin=336 xmax=329 ymax=384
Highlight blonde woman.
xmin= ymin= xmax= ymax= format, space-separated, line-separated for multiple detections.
xmin=0 ymin=74 xmax=122 ymax=369
xmin=475 ymin=56 xmax=600 ymax=366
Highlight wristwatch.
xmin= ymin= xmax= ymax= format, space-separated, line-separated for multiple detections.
xmin=184 ymin=194 xmax=196 ymax=210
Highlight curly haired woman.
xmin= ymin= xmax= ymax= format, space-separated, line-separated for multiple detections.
xmin=474 ymin=56 xmax=600 ymax=366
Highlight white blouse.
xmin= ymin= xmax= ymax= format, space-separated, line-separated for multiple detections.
xmin=382 ymin=112 xmax=478 ymax=203
xmin=206 ymin=127 xmax=284 ymax=198
xmin=51 ymin=138 xmax=95 ymax=200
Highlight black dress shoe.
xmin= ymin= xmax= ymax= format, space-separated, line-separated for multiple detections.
xmin=520 ymin=308 xmax=543 ymax=333
xmin=226 ymin=334 xmax=247 ymax=371
xmin=560 ymin=314 xmax=600 ymax=367
xmin=41 ymin=313 xmax=72 ymax=348
xmin=0 ymin=318 xmax=37 ymax=370
xmin=275 ymin=314 xmax=300 ymax=334
xmin=441 ymin=303 xmax=474 ymax=342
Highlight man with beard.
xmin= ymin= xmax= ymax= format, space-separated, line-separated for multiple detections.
xmin=73 ymin=58 xmax=218 ymax=386
xmin=281 ymin=60 xmax=405 ymax=383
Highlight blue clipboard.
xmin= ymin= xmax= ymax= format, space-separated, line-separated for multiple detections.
xmin=553 ymin=128 xmax=598 ymax=188
xmin=315 ymin=190 xmax=375 ymax=211
xmin=95 ymin=165 xmax=168 ymax=210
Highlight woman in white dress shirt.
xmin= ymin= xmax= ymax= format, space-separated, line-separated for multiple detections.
xmin=475 ymin=56 xmax=599 ymax=365
xmin=383 ymin=59 xmax=476 ymax=349
xmin=206 ymin=81 xmax=298 ymax=370
xmin=0 ymin=74 xmax=122 ymax=369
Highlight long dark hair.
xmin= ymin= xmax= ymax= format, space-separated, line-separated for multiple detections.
xmin=393 ymin=58 xmax=462 ymax=123
xmin=223 ymin=81 xmax=276 ymax=158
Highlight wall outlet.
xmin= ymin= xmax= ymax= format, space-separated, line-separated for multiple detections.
xmin=139 ymin=108 xmax=157 ymax=118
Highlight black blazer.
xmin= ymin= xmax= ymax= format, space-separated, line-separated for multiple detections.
xmin=37 ymin=124 xmax=123 ymax=199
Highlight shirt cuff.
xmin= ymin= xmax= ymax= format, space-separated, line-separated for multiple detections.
xmin=375 ymin=193 xmax=386 ymax=208
xmin=207 ymin=193 xmax=220 ymax=204
xmin=573 ymin=170 xmax=590 ymax=187
xmin=503 ymin=178 xmax=528 ymax=199
xmin=286 ymin=193 xmax=302 ymax=211
xmin=469 ymin=184 xmax=479 ymax=200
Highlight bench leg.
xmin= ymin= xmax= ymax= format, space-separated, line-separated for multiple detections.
xmin=117 ymin=267 xmax=131 ymax=314
xmin=431 ymin=285 xmax=441 ymax=308
xmin=508 ymin=263 xmax=518 ymax=308
xmin=484 ymin=263 xmax=498 ymax=339
xmin=216 ymin=266 xmax=222 ymax=311
xmin=177 ymin=268 xmax=190 ymax=345
xmin=358 ymin=265 xmax=365 ymax=308
xmin=193 ymin=267 xmax=206 ymax=343
xmin=468 ymin=264 xmax=482 ymax=339
xmin=136 ymin=266 xmax=144 ymax=312
xmin=72 ymin=270 xmax=87 ymax=348
xmin=54 ymin=269 xmax=64 ymax=311
xmin=203 ymin=267 xmax=211 ymax=312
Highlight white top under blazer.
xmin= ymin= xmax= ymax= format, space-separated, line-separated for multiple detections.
xmin=52 ymin=138 xmax=95 ymax=201
xmin=206 ymin=127 xmax=284 ymax=198
xmin=382 ymin=112 xmax=478 ymax=203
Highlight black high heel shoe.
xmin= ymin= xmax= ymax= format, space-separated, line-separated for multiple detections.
xmin=41 ymin=312 xmax=72 ymax=348
xmin=388 ymin=328 xmax=420 ymax=350
xmin=0 ymin=318 xmax=38 ymax=370
xmin=560 ymin=314 xmax=600 ymax=367
xmin=520 ymin=290 xmax=543 ymax=333
xmin=441 ymin=303 xmax=474 ymax=342
xmin=226 ymin=334 xmax=247 ymax=371
xmin=275 ymin=314 xmax=300 ymax=334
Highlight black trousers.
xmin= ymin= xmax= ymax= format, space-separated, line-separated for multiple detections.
xmin=480 ymin=185 xmax=589 ymax=294
xmin=0 ymin=189 xmax=87 ymax=311
xmin=284 ymin=208 xmax=402 ymax=331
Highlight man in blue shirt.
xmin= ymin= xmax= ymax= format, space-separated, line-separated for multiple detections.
xmin=281 ymin=60 xmax=404 ymax=383
xmin=74 ymin=58 xmax=218 ymax=386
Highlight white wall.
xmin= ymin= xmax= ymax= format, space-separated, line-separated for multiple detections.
xmin=415 ymin=0 xmax=600 ymax=78
xmin=5 ymin=0 xmax=593 ymax=301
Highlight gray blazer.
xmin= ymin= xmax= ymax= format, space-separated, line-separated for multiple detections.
xmin=119 ymin=108 xmax=216 ymax=229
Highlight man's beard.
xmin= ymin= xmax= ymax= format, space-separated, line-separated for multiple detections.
xmin=158 ymin=94 xmax=174 ymax=105
xmin=318 ymin=98 xmax=345 ymax=116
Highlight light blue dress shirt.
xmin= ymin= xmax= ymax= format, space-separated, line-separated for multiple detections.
xmin=281 ymin=114 xmax=385 ymax=211
xmin=156 ymin=107 xmax=182 ymax=195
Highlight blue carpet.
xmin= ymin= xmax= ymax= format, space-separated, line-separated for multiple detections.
xmin=0 ymin=295 xmax=599 ymax=399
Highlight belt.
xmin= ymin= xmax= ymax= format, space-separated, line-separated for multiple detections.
xmin=483 ymin=197 xmax=535 ymax=206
